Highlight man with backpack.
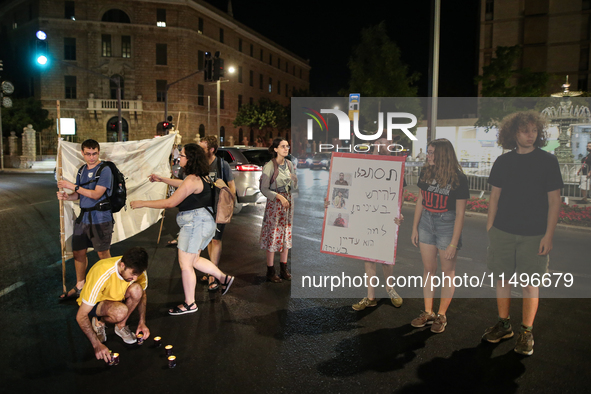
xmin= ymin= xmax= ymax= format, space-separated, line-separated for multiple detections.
xmin=57 ymin=139 xmax=113 ymax=300
xmin=198 ymin=136 xmax=236 ymax=291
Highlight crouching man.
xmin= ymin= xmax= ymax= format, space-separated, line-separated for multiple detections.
xmin=76 ymin=247 xmax=150 ymax=362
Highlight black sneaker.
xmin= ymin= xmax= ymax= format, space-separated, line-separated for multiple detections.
xmin=482 ymin=320 xmax=514 ymax=343
xmin=514 ymin=331 xmax=534 ymax=356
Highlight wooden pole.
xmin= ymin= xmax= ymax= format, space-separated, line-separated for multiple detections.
xmin=56 ymin=100 xmax=67 ymax=293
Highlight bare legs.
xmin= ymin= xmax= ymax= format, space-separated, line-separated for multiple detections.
xmin=418 ymin=242 xmax=457 ymax=315
xmin=177 ymin=249 xmax=228 ymax=309
xmin=97 ymin=283 xmax=142 ymax=328
xmin=496 ymin=280 xmax=539 ymax=327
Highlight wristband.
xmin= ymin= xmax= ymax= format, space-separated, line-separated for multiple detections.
xmin=449 ymin=244 xmax=458 ymax=249
xmin=75 ymin=185 xmax=80 ymax=192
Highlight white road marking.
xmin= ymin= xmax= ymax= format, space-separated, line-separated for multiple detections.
xmin=0 ymin=199 xmax=54 ymax=214
xmin=295 ymin=234 xmax=321 ymax=243
xmin=0 ymin=281 xmax=25 ymax=298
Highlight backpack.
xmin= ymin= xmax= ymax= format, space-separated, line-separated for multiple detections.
xmin=77 ymin=161 xmax=127 ymax=214
xmin=261 ymin=158 xmax=294 ymax=190
xmin=203 ymin=175 xmax=235 ymax=224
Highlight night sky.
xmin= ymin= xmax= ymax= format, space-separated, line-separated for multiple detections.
xmin=205 ymin=0 xmax=480 ymax=97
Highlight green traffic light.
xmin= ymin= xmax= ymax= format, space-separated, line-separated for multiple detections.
xmin=37 ymin=55 xmax=48 ymax=65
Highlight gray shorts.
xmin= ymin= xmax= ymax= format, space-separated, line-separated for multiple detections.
xmin=176 ymin=208 xmax=216 ymax=254
xmin=580 ymin=175 xmax=590 ymax=191
xmin=418 ymin=209 xmax=462 ymax=250
xmin=486 ymin=226 xmax=549 ymax=281
xmin=72 ymin=221 xmax=113 ymax=252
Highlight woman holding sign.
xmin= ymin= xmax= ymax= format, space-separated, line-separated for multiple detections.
xmin=411 ymin=138 xmax=469 ymax=333
xmin=260 ymin=138 xmax=298 ymax=283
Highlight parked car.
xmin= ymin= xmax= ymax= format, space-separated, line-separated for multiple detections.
xmin=216 ymin=147 xmax=266 ymax=213
xmin=240 ymin=147 xmax=297 ymax=169
xmin=309 ymin=152 xmax=332 ymax=170
xmin=297 ymin=153 xmax=314 ymax=168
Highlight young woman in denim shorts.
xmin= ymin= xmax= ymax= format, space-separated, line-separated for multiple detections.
xmin=131 ymin=143 xmax=234 ymax=315
xmin=410 ymin=138 xmax=469 ymax=333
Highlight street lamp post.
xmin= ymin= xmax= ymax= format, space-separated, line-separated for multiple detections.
xmin=214 ymin=66 xmax=235 ymax=144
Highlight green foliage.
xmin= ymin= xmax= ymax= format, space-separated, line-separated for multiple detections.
xmin=475 ymin=46 xmax=549 ymax=128
xmin=1 ymin=97 xmax=53 ymax=137
xmin=233 ymin=98 xmax=289 ymax=132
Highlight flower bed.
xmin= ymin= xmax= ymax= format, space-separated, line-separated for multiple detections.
xmin=405 ymin=196 xmax=591 ymax=227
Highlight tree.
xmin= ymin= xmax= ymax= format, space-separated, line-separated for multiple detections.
xmin=233 ymin=98 xmax=289 ymax=136
xmin=1 ymin=97 xmax=52 ymax=137
xmin=340 ymin=21 xmax=422 ymax=147
xmin=475 ymin=45 xmax=549 ymax=128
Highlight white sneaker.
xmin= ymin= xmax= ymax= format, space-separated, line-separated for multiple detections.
xmin=115 ymin=325 xmax=137 ymax=344
xmin=92 ymin=317 xmax=107 ymax=343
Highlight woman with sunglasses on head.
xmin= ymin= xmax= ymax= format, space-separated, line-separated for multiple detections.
xmin=410 ymin=138 xmax=469 ymax=333
xmin=130 ymin=143 xmax=234 ymax=315
xmin=259 ymin=137 xmax=298 ymax=282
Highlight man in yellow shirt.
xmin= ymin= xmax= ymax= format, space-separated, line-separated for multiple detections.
xmin=76 ymin=247 xmax=149 ymax=363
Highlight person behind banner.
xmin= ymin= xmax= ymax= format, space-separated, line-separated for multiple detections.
xmin=410 ymin=138 xmax=469 ymax=334
xmin=198 ymin=135 xmax=236 ymax=291
xmin=130 ymin=143 xmax=235 ymax=315
xmin=260 ymin=137 xmax=297 ymax=283
xmin=481 ymin=111 xmax=563 ymax=356
xmin=57 ymin=139 xmax=113 ymax=301
xmin=76 ymin=247 xmax=149 ymax=363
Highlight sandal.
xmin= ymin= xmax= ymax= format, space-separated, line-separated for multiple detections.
xmin=59 ymin=286 xmax=82 ymax=302
xmin=168 ymin=302 xmax=198 ymax=316
xmin=166 ymin=239 xmax=178 ymax=247
xmin=208 ymin=277 xmax=219 ymax=292
xmin=199 ymin=274 xmax=210 ymax=284
xmin=221 ymin=275 xmax=235 ymax=296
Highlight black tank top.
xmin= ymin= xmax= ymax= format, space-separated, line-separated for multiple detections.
xmin=177 ymin=177 xmax=213 ymax=212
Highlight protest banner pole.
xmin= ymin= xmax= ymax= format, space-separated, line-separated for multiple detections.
xmin=56 ymin=100 xmax=67 ymax=293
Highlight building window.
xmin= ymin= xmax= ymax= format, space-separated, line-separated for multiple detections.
xmin=198 ymin=50 xmax=204 ymax=69
xmin=220 ymin=89 xmax=225 ymax=109
xmin=269 ymin=77 xmax=272 ymax=93
xmin=269 ymin=54 xmax=272 ymax=65
xmin=249 ymin=97 xmax=254 ymax=105
xmin=585 ymin=0 xmax=591 ymax=10
xmin=278 ymin=80 xmax=281 ymax=95
xmin=238 ymin=94 xmax=242 ymax=109
xmin=260 ymin=49 xmax=263 ymax=61
xmin=102 ymin=9 xmax=131 ymax=23
xmin=580 ymin=46 xmax=590 ymax=71
xmin=156 ymin=80 xmax=167 ymax=102
xmin=198 ymin=84 xmax=204 ymax=106
xmin=219 ymin=28 xmax=224 ymax=43
xmin=65 ymin=1 xmax=75 ymax=20
xmin=64 ymin=37 xmax=76 ymax=60
xmin=238 ymin=66 xmax=243 ymax=83
xmin=485 ymin=0 xmax=494 ymax=21
xmin=579 ymin=74 xmax=589 ymax=91
xmin=198 ymin=18 xmax=204 ymax=33
xmin=102 ymin=35 xmax=112 ymax=57
xmin=110 ymin=75 xmax=124 ymax=100
xmin=259 ymin=74 xmax=263 ymax=90
xmin=249 ymin=70 xmax=254 ymax=86
xmin=238 ymin=38 xmax=242 ymax=52
xmin=65 ymin=75 xmax=76 ymax=99
xmin=156 ymin=43 xmax=167 ymax=65
xmin=121 ymin=36 xmax=131 ymax=58
xmin=250 ymin=44 xmax=254 ymax=57
xmin=157 ymin=8 xmax=166 ymax=27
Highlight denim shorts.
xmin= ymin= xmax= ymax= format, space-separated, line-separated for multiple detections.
xmin=176 ymin=208 xmax=216 ymax=254
xmin=418 ymin=209 xmax=462 ymax=250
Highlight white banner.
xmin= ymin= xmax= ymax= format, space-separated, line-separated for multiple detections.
xmin=59 ymin=134 xmax=176 ymax=253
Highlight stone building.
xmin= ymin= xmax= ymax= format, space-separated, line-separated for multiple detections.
xmin=479 ymin=0 xmax=591 ymax=94
xmin=0 ymin=0 xmax=310 ymax=148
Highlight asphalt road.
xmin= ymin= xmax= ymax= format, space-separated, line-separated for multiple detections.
xmin=0 ymin=172 xmax=589 ymax=393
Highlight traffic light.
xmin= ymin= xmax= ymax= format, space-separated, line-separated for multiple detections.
xmin=35 ymin=30 xmax=49 ymax=66
xmin=204 ymin=52 xmax=213 ymax=82
xmin=213 ymin=57 xmax=224 ymax=81
xmin=156 ymin=121 xmax=174 ymax=135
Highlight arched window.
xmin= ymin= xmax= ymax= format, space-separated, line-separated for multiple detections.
xmin=220 ymin=126 xmax=225 ymax=146
xmin=106 ymin=116 xmax=129 ymax=142
xmin=110 ymin=75 xmax=124 ymax=100
xmin=102 ymin=9 xmax=131 ymax=23
xmin=199 ymin=124 xmax=205 ymax=139
xmin=238 ymin=128 xmax=244 ymax=145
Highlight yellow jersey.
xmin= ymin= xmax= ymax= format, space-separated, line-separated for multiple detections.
xmin=77 ymin=256 xmax=148 ymax=306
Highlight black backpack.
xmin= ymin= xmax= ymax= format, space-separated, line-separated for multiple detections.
xmin=77 ymin=161 xmax=127 ymax=214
